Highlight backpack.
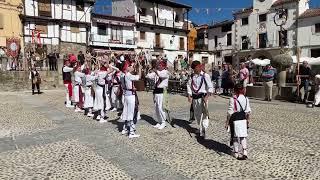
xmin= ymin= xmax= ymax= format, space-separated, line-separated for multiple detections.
xmin=229 ymin=96 xmax=247 ymax=122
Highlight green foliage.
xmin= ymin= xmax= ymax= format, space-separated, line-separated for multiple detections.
xmin=271 ymin=53 xmax=293 ymax=71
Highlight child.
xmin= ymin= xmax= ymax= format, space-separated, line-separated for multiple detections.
xmin=226 ymin=83 xmax=251 ymax=160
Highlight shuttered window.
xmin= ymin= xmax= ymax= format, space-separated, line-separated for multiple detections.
xmin=179 ymin=37 xmax=184 ymax=50
xmin=38 ymin=0 xmax=51 ymax=17
xmin=36 ymin=23 xmax=48 ymax=34
xmin=70 ymin=23 xmax=80 ymax=33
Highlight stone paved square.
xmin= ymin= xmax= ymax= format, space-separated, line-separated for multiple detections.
xmin=0 ymin=90 xmax=319 ymax=180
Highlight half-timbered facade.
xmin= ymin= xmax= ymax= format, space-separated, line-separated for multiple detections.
xmin=90 ymin=13 xmax=136 ymax=54
xmin=22 ymin=0 xmax=95 ymax=55
xmin=112 ymin=0 xmax=191 ymax=64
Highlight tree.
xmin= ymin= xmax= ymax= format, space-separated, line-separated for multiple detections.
xmin=271 ymin=53 xmax=293 ymax=87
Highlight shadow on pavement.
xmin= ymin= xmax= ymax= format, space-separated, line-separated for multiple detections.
xmin=140 ymin=114 xmax=158 ymax=126
xmin=173 ymin=118 xmax=232 ymax=156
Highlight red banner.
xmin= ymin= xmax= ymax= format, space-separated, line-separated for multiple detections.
xmin=6 ymin=38 xmax=20 ymax=58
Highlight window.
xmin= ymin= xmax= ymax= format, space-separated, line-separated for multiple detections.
xmin=155 ymin=33 xmax=160 ymax=47
xmin=221 ymin=24 xmax=232 ymax=32
xmin=259 ymin=33 xmax=267 ymax=48
xmin=111 ymin=25 xmax=122 ymax=41
xmin=242 ymin=36 xmax=248 ymax=50
xmin=202 ymin=57 xmax=208 ymax=64
xmin=214 ymin=36 xmax=218 ymax=48
xmin=35 ymin=23 xmax=48 ymax=34
xmin=311 ymin=49 xmax=320 ymax=58
xmin=315 ymin=23 xmax=320 ymax=33
xmin=216 ymin=51 xmax=221 ymax=58
xmin=179 ymin=37 xmax=185 ymax=50
xmin=76 ymin=1 xmax=85 ymax=11
xmin=97 ymin=24 xmax=107 ymax=35
xmin=259 ymin=14 xmax=267 ymax=22
xmin=175 ymin=14 xmax=180 ymax=22
xmin=140 ymin=8 xmax=147 ymax=16
xmin=38 ymin=0 xmax=51 ymax=17
xmin=140 ymin=31 xmax=146 ymax=40
xmin=70 ymin=23 xmax=80 ymax=33
xmin=0 ymin=13 xmax=3 ymax=29
xmin=242 ymin=17 xmax=248 ymax=26
xmin=227 ymin=33 xmax=232 ymax=46
xmin=278 ymin=30 xmax=288 ymax=46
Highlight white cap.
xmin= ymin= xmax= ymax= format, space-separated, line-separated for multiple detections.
xmin=315 ymin=74 xmax=320 ymax=79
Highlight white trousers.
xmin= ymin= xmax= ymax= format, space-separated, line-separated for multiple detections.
xmin=192 ymin=98 xmax=209 ymax=133
xmin=122 ymin=95 xmax=136 ymax=121
xmin=154 ymin=93 xmax=166 ymax=124
xmin=93 ymin=85 xmax=104 ymax=111
xmin=73 ymin=85 xmax=82 ymax=103
xmin=111 ymin=86 xmax=122 ymax=109
xmin=64 ymin=84 xmax=72 ymax=105
xmin=84 ymin=87 xmax=94 ymax=108
xmin=233 ymin=137 xmax=248 ymax=155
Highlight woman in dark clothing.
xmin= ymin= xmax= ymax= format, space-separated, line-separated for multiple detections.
xmin=29 ymin=67 xmax=41 ymax=95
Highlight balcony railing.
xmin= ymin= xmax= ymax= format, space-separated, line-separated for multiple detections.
xmin=157 ymin=18 xmax=185 ymax=29
xmin=90 ymin=34 xmax=135 ymax=45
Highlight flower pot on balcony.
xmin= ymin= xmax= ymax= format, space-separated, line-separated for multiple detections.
xmin=134 ymin=80 xmax=145 ymax=91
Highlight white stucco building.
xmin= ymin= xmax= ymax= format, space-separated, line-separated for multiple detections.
xmin=208 ymin=20 xmax=235 ymax=65
xmin=208 ymin=0 xmax=320 ymax=65
xmin=90 ymin=13 xmax=136 ymax=54
xmin=298 ymin=9 xmax=320 ymax=58
xmin=22 ymin=0 xmax=95 ymax=54
xmin=233 ymin=0 xmax=310 ymax=63
xmin=112 ymin=0 xmax=191 ymax=64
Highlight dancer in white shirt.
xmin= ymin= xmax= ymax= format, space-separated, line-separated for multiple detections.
xmin=187 ymin=61 xmax=214 ymax=139
xmin=226 ymin=83 xmax=251 ymax=160
xmin=84 ymin=68 xmax=95 ymax=117
xmin=73 ymin=65 xmax=85 ymax=112
xmin=146 ymin=60 xmax=170 ymax=129
xmin=120 ymin=60 xmax=141 ymax=138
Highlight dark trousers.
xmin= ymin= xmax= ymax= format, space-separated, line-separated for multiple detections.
xmin=49 ymin=60 xmax=54 ymax=71
xmin=32 ymin=83 xmax=40 ymax=94
xmin=298 ymin=80 xmax=309 ymax=101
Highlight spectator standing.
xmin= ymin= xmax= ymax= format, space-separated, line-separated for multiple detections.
xmin=297 ymin=61 xmax=312 ymax=103
xmin=53 ymin=50 xmax=59 ymax=71
xmin=29 ymin=66 xmax=41 ymax=95
xmin=261 ymin=64 xmax=275 ymax=101
xmin=239 ymin=63 xmax=249 ymax=94
xmin=212 ymin=66 xmax=221 ymax=94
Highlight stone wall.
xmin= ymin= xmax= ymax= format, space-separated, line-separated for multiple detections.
xmin=60 ymin=42 xmax=87 ymax=56
xmin=0 ymin=71 xmax=63 ymax=92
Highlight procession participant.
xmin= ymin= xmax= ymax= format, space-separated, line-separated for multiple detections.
xmin=187 ymin=60 xmax=213 ymax=139
xmin=120 ymin=60 xmax=141 ymax=138
xmin=146 ymin=60 xmax=170 ymax=129
xmin=29 ymin=66 xmax=41 ymax=95
xmin=93 ymin=62 xmax=109 ymax=123
xmin=73 ymin=65 xmax=85 ymax=113
xmin=226 ymin=83 xmax=251 ymax=160
xmin=84 ymin=68 xmax=95 ymax=117
xmin=62 ymin=60 xmax=75 ymax=108
xmin=110 ymin=63 xmax=123 ymax=112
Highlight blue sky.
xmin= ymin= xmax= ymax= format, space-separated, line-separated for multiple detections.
xmin=94 ymin=0 xmax=320 ymax=25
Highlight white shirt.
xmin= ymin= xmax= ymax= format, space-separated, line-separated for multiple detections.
xmin=122 ymin=72 xmax=140 ymax=96
xmin=63 ymin=66 xmax=73 ymax=73
xmin=74 ymin=71 xmax=85 ymax=85
xmin=187 ymin=71 xmax=213 ymax=96
xmin=95 ymin=71 xmax=108 ymax=85
xmin=227 ymin=95 xmax=251 ymax=115
xmin=146 ymin=69 xmax=170 ymax=88
xmin=85 ymin=74 xmax=96 ymax=86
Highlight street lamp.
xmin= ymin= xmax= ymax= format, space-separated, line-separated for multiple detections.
xmin=274 ymin=8 xmax=288 ymax=51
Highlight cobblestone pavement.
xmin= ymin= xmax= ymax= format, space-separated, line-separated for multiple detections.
xmin=0 ymin=90 xmax=319 ymax=180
